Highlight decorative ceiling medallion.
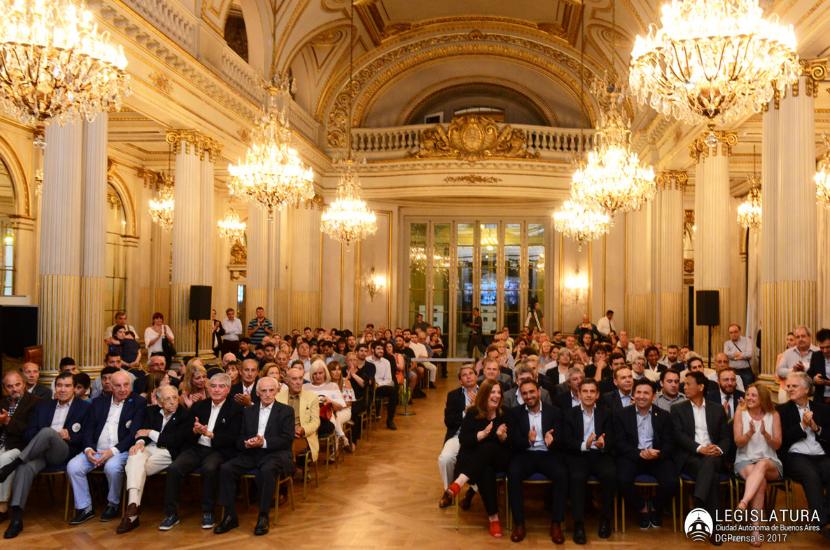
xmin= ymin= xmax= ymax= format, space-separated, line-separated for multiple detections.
xmin=414 ymin=115 xmax=536 ymax=162
xmin=149 ymin=71 xmax=172 ymax=95
xmin=443 ymin=175 xmax=503 ymax=185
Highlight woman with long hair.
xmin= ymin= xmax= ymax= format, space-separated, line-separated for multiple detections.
xmin=179 ymin=362 xmax=207 ymax=409
xmin=439 ymin=380 xmax=510 ymax=537
xmin=734 ymin=383 xmax=783 ymax=547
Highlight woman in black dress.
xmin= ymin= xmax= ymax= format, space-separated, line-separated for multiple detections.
xmin=438 ymin=379 xmax=510 ymax=537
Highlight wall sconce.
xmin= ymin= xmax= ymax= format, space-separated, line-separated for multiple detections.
xmin=365 ymin=267 xmax=386 ymax=301
xmin=563 ymin=271 xmax=589 ymax=303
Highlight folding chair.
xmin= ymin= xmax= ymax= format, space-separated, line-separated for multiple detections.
xmin=503 ymin=471 xmax=553 ymax=531
xmin=678 ymin=472 xmax=734 ymax=527
xmin=240 ymin=470 xmax=295 ymax=523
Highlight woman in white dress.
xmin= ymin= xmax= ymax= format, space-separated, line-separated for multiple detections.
xmin=304 ymin=359 xmax=348 ymax=449
xmin=734 ymin=383 xmax=783 ymax=547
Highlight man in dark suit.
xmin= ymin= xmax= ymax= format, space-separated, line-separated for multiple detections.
xmin=503 ymin=364 xmax=553 ymax=409
xmin=0 ymin=370 xmax=41 ymax=517
xmin=553 ymin=368 xmax=584 ymax=411
xmin=438 ymin=365 xmax=478 ymax=507
xmin=807 ymin=328 xmax=830 ymax=405
xmin=117 ymin=384 xmax=190 ymax=534
xmin=21 ymin=362 xmax=52 ymax=400
xmin=230 ymin=358 xmax=260 ymax=407
xmin=215 ymin=376 xmax=294 ymax=536
xmin=680 ymin=356 xmax=719 ymax=396
xmin=601 ymin=365 xmax=634 ymax=412
xmin=507 ymin=379 xmax=568 ymax=544
xmin=159 ymin=372 xmax=242 ymax=531
xmin=778 ymin=372 xmax=830 ymax=540
xmin=66 ymin=370 xmax=146 ymax=525
xmin=563 ymin=378 xmax=615 ymax=544
xmin=671 ymin=370 xmax=732 ymax=536
xmin=1 ymin=371 xmax=90 ymax=538
xmin=706 ymin=367 xmax=745 ymax=422
xmin=614 ymin=379 xmax=676 ymax=529
xmin=467 ymin=307 xmax=484 ymax=358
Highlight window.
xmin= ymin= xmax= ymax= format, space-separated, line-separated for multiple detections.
xmin=1 ymin=225 xmax=12 ymax=296
xmin=103 ymin=186 xmax=128 ymax=328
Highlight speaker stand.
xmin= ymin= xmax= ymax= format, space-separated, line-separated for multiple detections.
xmin=194 ymin=320 xmax=200 ymax=360
xmin=707 ymin=324 xmax=713 ymax=368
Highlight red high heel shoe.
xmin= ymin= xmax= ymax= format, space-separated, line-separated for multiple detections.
xmin=439 ymin=482 xmax=461 ymax=508
xmin=489 ymin=519 xmax=503 ymax=538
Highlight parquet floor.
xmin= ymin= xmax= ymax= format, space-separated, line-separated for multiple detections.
xmin=7 ymin=371 xmax=826 ymax=549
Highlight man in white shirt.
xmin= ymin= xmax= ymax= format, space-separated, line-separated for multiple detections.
xmin=66 ymin=370 xmax=146 ymax=526
xmin=368 ymin=343 xmax=397 ymax=430
xmin=724 ymin=323 xmax=754 ymax=388
xmin=409 ymin=332 xmax=437 ymax=389
xmin=596 ymin=310 xmax=616 ymax=340
xmin=777 ymin=325 xmax=819 ymax=381
xmin=221 ymin=308 xmax=244 ymax=355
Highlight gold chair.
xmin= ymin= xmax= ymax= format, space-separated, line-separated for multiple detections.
xmin=240 ymin=472 xmax=295 ymax=523
xmin=619 ymin=475 xmax=677 ymax=533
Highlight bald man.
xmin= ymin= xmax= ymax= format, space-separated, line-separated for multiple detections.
xmin=21 ymin=362 xmax=51 ymax=400
xmin=0 ymin=371 xmax=41 ymax=521
xmin=66 ymin=370 xmax=146 ymax=526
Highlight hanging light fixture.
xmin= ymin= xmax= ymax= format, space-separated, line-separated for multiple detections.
xmin=573 ymin=1 xmax=655 ymax=215
xmin=553 ymin=199 xmax=612 ymax=251
xmin=148 ymin=143 xmax=174 ymax=230
xmin=737 ymin=145 xmax=762 ymax=229
xmin=321 ymin=1 xmax=377 ymax=245
xmin=217 ymin=204 xmax=246 ymax=241
xmin=227 ymin=75 xmax=315 ymax=217
xmin=629 ymin=0 xmax=799 ymax=139
xmin=816 ymin=136 xmax=830 ymax=208
xmin=0 ymin=0 xmax=130 ymax=125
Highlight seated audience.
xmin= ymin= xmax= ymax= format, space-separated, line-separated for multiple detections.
xmin=328 ymin=361 xmax=357 ymax=451
xmin=554 ymin=367 xmax=584 ymax=410
xmin=21 ymin=362 xmax=51 ymax=400
xmin=0 ymin=371 xmax=41 ymax=522
xmin=231 ymin=358 xmax=260 ymax=407
xmin=277 ymin=366 xmax=321 ymax=464
xmin=601 ymin=365 xmax=634 ymax=411
xmin=440 ymin=380 xmax=510 ymax=538
xmin=614 ymin=379 xmax=675 ymax=530
xmin=179 ymin=363 xmax=208 ymax=409
xmin=438 ymin=365 xmax=479 ymax=507
xmin=503 ymin=363 xmax=552 ymax=409
xmin=118 ymin=384 xmax=189 ymax=533
xmin=304 ymin=360 xmax=347 ymax=444
xmin=0 ymin=372 xmax=90 ymax=538
xmin=73 ymin=372 xmax=92 ymax=402
xmin=367 ymin=343 xmax=398 ymax=430
xmin=707 ymin=367 xmax=745 ymax=421
xmin=66 ymin=370 xmax=146 ymax=525
xmin=506 ymin=379 xmax=568 ymax=544
xmin=563 ymin=378 xmax=615 ymax=544
xmin=159 ymin=373 xmax=241 ymax=531
xmin=655 ymin=369 xmax=685 ymax=412
xmin=778 ymin=372 xmax=830 ymax=540
xmin=807 ymin=328 xmax=830 ymax=405
xmin=215 ymin=376 xmax=294 ymax=536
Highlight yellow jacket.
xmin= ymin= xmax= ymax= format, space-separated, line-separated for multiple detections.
xmin=277 ymin=387 xmax=320 ymax=461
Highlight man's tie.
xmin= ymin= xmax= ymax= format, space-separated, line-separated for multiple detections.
xmin=723 ymin=395 xmax=731 ymax=420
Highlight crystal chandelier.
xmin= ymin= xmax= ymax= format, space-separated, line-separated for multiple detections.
xmin=148 ymin=177 xmax=174 ymax=230
xmin=629 ymin=0 xmax=799 ymax=130
xmin=321 ymin=1 xmax=376 ymax=246
xmin=321 ymin=159 xmax=377 ymax=245
xmin=217 ymin=207 xmax=246 ymax=241
xmin=737 ymin=184 xmax=761 ymax=229
xmin=553 ymin=199 xmax=612 ymax=251
xmin=816 ymin=138 xmax=830 ymax=208
xmin=0 ymin=0 xmax=130 ymax=125
xmin=571 ymin=83 xmax=656 ymax=215
xmin=228 ymin=76 xmax=314 ymax=217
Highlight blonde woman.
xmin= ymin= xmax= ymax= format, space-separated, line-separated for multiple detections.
xmin=179 ymin=363 xmax=207 ymax=409
xmin=304 ymin=359 xmax=347 ymax=448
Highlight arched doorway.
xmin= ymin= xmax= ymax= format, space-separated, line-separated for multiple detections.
xmin=0 ymin=158 xmax=15 ymax=295
xmin=104 ymin=184 xmax=129 ymax=326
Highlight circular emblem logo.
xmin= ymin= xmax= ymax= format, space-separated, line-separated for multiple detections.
xmin=71 ymin=422 xmax=81 ymax=433
xmin=684 ymin=507 xmax=714 ymax=542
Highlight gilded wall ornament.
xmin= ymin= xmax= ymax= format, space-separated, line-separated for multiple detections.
xmin=149 ymin=71 xmax=172 ymax=95
xmin=230 ymin=240 xmax=247 ymax=264
xmin=414 ymin=115 xmax=536 ymax=162
xmin=443 ymin=174 xmax=503 ymax=185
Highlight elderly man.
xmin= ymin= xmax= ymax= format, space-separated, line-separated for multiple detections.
xmin=20 ymin=362 xmax=51 ymax=400
xmin=410 ymin=331 xmax=437 ymax=389
xmin=554 ymin=367 xmax=584 ymax=410
xmin=0 ymin=372 xmax=90 ymax=538
xmin=159 ymin=372 xmax=241 ymax=531
xmin=777 ymin=326 xmax=819 ymax=385
xmin=277 ymin=366 xmax=320 ymax=463
xmin=117 ymin=385 xmax=189 ymax=534
xmin=778 ymin=372 xmax=830 ymax=540
xmin=66 ymin=370 xmax=145 ymax=525
xmin=724 ymin=324 xmax=754 ymax=388
xmin=0 ymin=371 xmax=41 ymax=521
xmin=231 ymin=358 xmax=260 ymax=407
xmin=215 ymin=376 xmax=294 ymax=536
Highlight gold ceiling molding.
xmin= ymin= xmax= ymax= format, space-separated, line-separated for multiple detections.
xmin=165 ymin=129 xmax=224 ymax=160
xmin=320 ymin=28 xmax=602 ymax=148
xmin=149 ymin=71 xmax=172 ymax=95
xmin=655 ymin=170 xmax=688 ymax=191
xmin=413 ymin=115 xmax=538 ymax=162
xmin=443 ymin=174 xmax=503 ymax=185
xmin=689 ymin=131 xmax=738 ymax=162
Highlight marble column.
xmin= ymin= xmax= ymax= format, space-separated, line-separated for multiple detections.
xmin=245 ymin=200 xmax=269 ymax=324
xmin=79 ymin=114 xmax=108 ymax=368
xmin=691 ymin=131 xmax=736 ymax=360
xmin=39 ymin=122 xmax=84 ymax=372
xmin=199 ymin=147 xmax=217 ymax=353
xmin=655 ymin=170 xmax=687 ymax=346
xmin=760 ymin=73 xmax=818 ymax=377
xmin=287 ymin=207 xmax=321 ymax=329
xmin=8 ymin=215 xmax=36 ymax=300
xmin=167 ymin=130 xmax=202 ymax=356
xmin=625 ymin=201 xmax=654 ymax=339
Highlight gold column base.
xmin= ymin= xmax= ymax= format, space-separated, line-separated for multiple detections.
xmin=170 ymin=282 xmax=195 ymax=356
xmin=79 ymin=276 xmax=107 ymax=368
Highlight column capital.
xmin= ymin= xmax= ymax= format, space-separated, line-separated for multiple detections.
xmin=165 ymin=129 xmax=223 ymax=160
xmin=689 ymin=131 xmax=737 ymax=162
xmin=799 ymin=58 xmax=827 ymax=97
xmin=655 ymin=170 xmax=688 ymax=191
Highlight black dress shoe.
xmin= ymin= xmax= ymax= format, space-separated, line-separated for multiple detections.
xmin=649 ymin=510 xmax=663 ymax=528
xmin=213 ymin=514 xmax=238 ymax=534
xmin=69 ymin=508 xmax=95 ymax=525
xmin=0 ymin=457 xmax=21 ymax=483
xmin=386 ymin=421 xmax=397 ymax=430
xmin=3 ymin=519 xmax=22 ymax=539
xmin=254 ymin=514 xmax=269 ymax=536
xmin=573 ymin=522 xmax=587 ymax=545
xmin=100 ymin=505 xmax=120 ymax=522
xmin=639 ymin=512 xmax=651 ymax=529
xmin=459 ymin=488 xmax=476 ymax=511
xmin=598 ymin=517 xmax=612 ymax=538
xmin=510 ymin=523 xmax=526 ymax=542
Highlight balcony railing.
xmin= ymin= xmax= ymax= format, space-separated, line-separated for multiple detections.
xmin=122 ymin=0 xmax=199 ymax=54
xmin=221 ymin=45 xmax=266 ymax=105
xmin=350 ymin=123 xmax=595 ymax=161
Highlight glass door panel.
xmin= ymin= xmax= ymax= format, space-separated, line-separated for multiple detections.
xmin=408 ymin=223 xmax=428 ymax=327
xmin=456 ymin=223 xmax=474 ymax=354
xmin=479 ymin=223 xmax=498 ymax=338
xmin=527 ymin=223 xmax=545 ymax=332
xmin=504 ymin=223 xmax=521 ymax=335
xmin=432 ymin=223 xmax=451 ymax=336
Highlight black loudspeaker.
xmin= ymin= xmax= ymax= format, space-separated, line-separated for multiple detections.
xmin=695 ymin=290 xmax=720 ymax=326
xmin=189 ymin=285 xmax=212 ymax=320
xmin=0 ymin=305 xmax=38 ymax=358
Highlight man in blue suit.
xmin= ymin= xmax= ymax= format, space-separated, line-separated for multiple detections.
xmin=0 ymin=371 xmax=91 ymax=538
xmin=66 ymin=370 xmax=145 ymax=525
